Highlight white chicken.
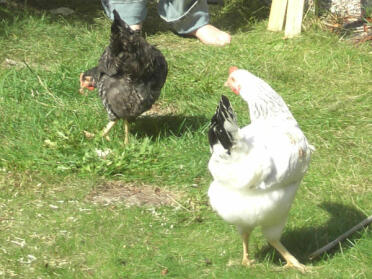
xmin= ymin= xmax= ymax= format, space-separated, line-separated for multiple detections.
xmin=207 ymin=67 xmax=314 ymax=272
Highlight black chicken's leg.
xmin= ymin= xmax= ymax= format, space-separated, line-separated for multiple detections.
xmin=123 ymin=119 xmax=129 ymax=144
xmin=101 ymin=120 xmax=117 ymax=141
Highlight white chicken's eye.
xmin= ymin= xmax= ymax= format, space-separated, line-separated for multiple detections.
xmin=230 ymin=77 xmax=235 ymax=83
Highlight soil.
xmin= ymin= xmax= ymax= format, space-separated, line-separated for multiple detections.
xmin=87 ymin=181 xmax=181 ymax=207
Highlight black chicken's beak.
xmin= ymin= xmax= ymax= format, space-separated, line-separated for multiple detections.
xmin=79 ymin=73 xmax=95 ymax=94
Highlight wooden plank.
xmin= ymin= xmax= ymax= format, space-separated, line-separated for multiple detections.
xmin=267 ymin=0 xmax=288 ymax=32
xmin=284 ymin=0 xmax=305 ymax=38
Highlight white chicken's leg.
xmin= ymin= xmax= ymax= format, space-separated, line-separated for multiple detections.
xmin=268 ymin=240 xmax=306 ymax=273
xmin=123 ymin=119 xmax=129 ymax=144
xmin=101 ymin=120 xmax=117 ymax=141
xmin=241 ymin=232 xmax=255 ymax=266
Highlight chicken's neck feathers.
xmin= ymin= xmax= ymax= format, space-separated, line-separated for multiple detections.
xmin=239 ymin=81 xmax=296 ymax=124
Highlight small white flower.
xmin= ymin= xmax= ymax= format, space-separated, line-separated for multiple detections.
xmin=95 ymin=148 xmax=112 ymax=159
xmin=78 ymin=208 xmax=91 ymax=212
xmin=11 ymin=238 xmax=26 ymax=247
xmin=18 ymin=254 xmax=37 ymax=264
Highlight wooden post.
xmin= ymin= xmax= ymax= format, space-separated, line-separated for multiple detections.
xmin=268 ymin=0 xmax=288 ymax=32
xmin=284 ymin=0 xmax=305 ymax=38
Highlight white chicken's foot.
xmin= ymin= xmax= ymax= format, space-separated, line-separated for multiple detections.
xmin=123 ymin=119 xmax=129 ymax=145
xmin=242 ymin=257 xmax=255 ymax=266
xmin=101 ymin=120 xmax=117 ymax=141
xmin=269 ymin=240 xmax=306 ymax=273
xmin=241 ymin=231 xmax=255 ymax=266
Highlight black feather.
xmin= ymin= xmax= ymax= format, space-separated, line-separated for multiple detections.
xmin=208 ymin=95 xmax=238 ymax=153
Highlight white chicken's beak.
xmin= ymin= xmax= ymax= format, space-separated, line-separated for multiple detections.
xmin=225 ymin=79 xmax=240 ymax=95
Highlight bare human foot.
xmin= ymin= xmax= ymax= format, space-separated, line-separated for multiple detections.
xmin=189 ymin=24 xmax=231 ymax=46
xmin=129 ymin=24 xmax=142 ymax=31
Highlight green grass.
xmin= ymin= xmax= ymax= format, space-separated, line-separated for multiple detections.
xmin=0 ymin=0 xmax=371 ymax=278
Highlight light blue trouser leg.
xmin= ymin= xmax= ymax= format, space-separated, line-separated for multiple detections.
xmin=101 ymin=0 xmax=209 ymax=34
xmin=101 ymin=0 xmax=148 ymax=25
xmin=158 ymin=0 xmax=209 ymax=34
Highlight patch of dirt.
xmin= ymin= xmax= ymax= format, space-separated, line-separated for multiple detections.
xmin=142 ymin=101 xmax=178 ymax=117
xmin=87 ymin=181 xmax=181 ymax=207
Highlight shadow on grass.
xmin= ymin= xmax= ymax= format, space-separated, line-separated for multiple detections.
xmin=2 ymin=0 xmax=271 ymax=35
xmin=209 ymin=0 xmax=271 ymax=33
xmin=1 ymin=0 xmax=169 ymax=35
xmin=1 ymin=0 xmax=103 ymax=24
xmin=132 ymin=114 xmax=208 ymax=139
xmin=256 ymin=202 xmax=368 ymax=265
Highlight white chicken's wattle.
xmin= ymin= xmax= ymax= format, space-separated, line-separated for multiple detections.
xmin=208 ymin=68 xmax=314 ymax=272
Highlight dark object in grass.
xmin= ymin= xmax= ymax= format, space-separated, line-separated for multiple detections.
xmin=207 ymin=0 xmax=224 ymax=5
xmin=80 ymin=9 xmax=168 ymax=144
xmin=309 ymin=215 xmax=372 ymax=260
xmin=205 ymin=258 xmax=212 ymax=265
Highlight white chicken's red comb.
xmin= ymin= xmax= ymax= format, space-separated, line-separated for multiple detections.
xmin=229 ymin=66 xmax=238 ymax=74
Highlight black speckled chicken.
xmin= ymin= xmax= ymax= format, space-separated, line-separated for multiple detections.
xmin=80 ymin=10 xmax=168 ymax=143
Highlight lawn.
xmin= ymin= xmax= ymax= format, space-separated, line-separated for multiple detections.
xmin=0 ymin=0 xmax=371 ymax=278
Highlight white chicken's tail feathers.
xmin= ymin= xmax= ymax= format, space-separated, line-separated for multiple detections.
xmin=208 ymin=95 xmax=239 ymax=153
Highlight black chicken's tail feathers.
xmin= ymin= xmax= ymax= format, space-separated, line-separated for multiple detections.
xmin=110 ymin=10 xmax=135 ymax=48
xmin=101 ymin=9 xmax=138 ymax=76
xmin=208 ymin=95 xmax=239 ymax=152
xmin=112 ymin=9 xmax=131 ymax=32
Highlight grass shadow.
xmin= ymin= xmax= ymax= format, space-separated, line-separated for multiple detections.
xmin=7 ymin=0 xmax=103 ymax=24
xmin=1 ymin=0 xmax=170 ymax=35
xmin=255 ymin=202 xmax=368 ymax=265
xmin=132 ymin=114 xmax=208 ymax=139
xmin=0 ymin=0 xmax=104 ymax=25
xmin=209 ymin=0 xmax=271 ymax=33
xmin=2 ymin=0 xmax=271 ymax=35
